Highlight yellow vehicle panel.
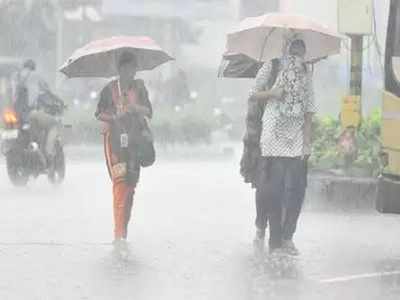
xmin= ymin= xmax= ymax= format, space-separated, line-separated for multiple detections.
xmin=341 ymin=95 xmax=362 ymax=128
xmin=382 ymin=91 xmax=400 ymax=175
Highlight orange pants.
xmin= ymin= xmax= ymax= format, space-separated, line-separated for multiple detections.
xmin=113 ymin=181 xmax=135 ymax=239
xmin=104 ymin=131 xmax=136 ymax=239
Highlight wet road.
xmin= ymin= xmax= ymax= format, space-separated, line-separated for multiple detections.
xmin=1 ymin=154 xmax=400 ymax=300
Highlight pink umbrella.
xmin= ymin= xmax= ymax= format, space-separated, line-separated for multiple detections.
xmin=226 ymin=13 xmax=342 ymax=62
xmin=60 ymin=36 xmax=174 ymax=78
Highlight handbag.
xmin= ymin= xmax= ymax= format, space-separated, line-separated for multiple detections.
xmin=136 ymin=117 xmax=155 ymax=167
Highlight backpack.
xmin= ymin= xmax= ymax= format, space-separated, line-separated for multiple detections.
xmin=240 ymin=58 xmax=281 ymax=187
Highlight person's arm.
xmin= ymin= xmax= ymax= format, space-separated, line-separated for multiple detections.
xmin=97 ymin=111 xmax=114 ymax=123
xmin=251 ymin=87 xmax=284 ymax=102
xmin=303 ymin=73 xmax=317 ymax=157
xmin=126 ymin=79 xmax=153 ymax=119
xmin=250 ymin=60 xmax=284 ymax=103
xmin=303 ymin=112 xmax=313 ymax=157
xmin=95 ymin=84 xmax=114 ymax=122
xmin=249 ymin=62 xmax=272 ymax=101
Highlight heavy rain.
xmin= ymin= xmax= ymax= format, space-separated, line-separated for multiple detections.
xmin=0 ymin=1 xmax=400 ymax=299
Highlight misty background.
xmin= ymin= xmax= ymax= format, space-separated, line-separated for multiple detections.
xmin=0 ymin=0 xmax=391 ymax=146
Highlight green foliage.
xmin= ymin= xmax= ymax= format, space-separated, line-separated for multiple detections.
xmin=310 ymin=109 xmax=382 ymax=176
xmin=310 ymin=116 xmax=342 ymax=169
xmin=353 ymin=109 xmax=382 ymax=175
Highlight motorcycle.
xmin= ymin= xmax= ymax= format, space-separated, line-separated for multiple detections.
xmin=1 ymin=100 xmax=67 ymax=186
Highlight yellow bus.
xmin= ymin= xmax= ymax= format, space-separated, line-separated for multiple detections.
xmin=376 ymin=0 xmax=400 ymax=213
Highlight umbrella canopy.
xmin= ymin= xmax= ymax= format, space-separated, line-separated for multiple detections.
xmin=226 ymin=13 xmax=342 ymax=62
xmin=60 ymin=36 xmax=174 ymax=78
xmin=218 ymin=52 xmax=264 ymax=79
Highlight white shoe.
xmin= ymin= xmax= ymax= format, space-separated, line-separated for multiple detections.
xmin=113 ymin=239 xmax=130 ymax=259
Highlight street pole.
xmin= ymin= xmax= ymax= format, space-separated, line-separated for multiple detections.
xmin=56 ymin=1 xmax=64 ymax=90
xmin=350 ymin=35 xmax=364 ymax=98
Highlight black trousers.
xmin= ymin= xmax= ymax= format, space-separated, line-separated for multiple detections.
xmin=256 ymin=157 xmax=307 ymax=250
xmin=255 ymin=187 xmax=268 ymax=232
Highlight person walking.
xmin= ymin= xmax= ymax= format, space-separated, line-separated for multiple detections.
xmin=61 ymin=36 xmax=171 ymax=257
xmin=95 ymin=52 xmax=152 ymax=255
xmin=240 ymin=58 xmax=281 ymax=256
xmin=249 ymin=38 xmax=316 ymax=256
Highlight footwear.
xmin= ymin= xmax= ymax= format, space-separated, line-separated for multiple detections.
xmin=253 ymin=236 xmax=265 ymax=254
xmin=253 ymin=229 xmax=265 ymax=257
xmin=268 ymin=247 xmax=287 ymax=265
xmin=282 ymin=239 xmax=300 ymax=256
xmin=255 ymin=228 xmax=265 ymax=240
xmin=113 ymin=238 xmax=129 ymax=259
xmin=268 ymin=247 xmax=287 ymax=260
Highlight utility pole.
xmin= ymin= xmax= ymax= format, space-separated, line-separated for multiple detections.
xmin=56 ymin=1 xmax=64 ymax=89
xmin=338 ymin=0 xmax=373 ymax=168
xmin=350 ymin=35 xmax=364 ymax=98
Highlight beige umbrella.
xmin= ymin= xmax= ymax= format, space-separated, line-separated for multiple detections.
xmin=226 ymin=13 xmax=342 ymax=62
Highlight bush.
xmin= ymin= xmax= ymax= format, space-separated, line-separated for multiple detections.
xmin=152 ymin=109 xmax=213 ymax=146
xmin=310 ymin=109 xmax=382 ymax=176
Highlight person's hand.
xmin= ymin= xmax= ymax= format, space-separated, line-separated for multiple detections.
xmin=269 ymin=87 xmax=284 ymax=100
xmin=307 ymin=56 xmax=327 ymax=64
xmin=97 ymin=112 xmax=116 ymax=123
xmin=301 ymin=142 xmax=311 ymax=160
xmin=252 ymin=88 xmax=284 ymax=103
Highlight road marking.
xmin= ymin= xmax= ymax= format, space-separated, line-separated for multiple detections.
xmin=0 ymin=242 xmax=110 ymax=247
xmin=320 ymin=270 xmax=400 ymax=284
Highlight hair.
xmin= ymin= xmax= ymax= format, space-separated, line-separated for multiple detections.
xmin=118 ymin=52 xmax=137 ymax=69
xmin=289 ymin=39 xmax=306 ymax=51
xmin=23 ymin=59 xmax=36 ymax=71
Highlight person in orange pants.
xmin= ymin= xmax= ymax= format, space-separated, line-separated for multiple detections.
xmin=104 ymin=132 xmax=136 ymax=240
xmin=95 ymin=52 xmax=152 ymax=253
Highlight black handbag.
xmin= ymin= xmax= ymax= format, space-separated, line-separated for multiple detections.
xmin=136 ymin=118 xmax=156 ymax=167
xmin=110 ymin=113 xmax=156 ymax=170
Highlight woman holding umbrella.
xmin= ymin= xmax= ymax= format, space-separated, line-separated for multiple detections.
xmin=224 ymin=13 xmax=341 ymax=257
xmin=95 ymin=52 xmax=152 ymax=255
xmin=60 ymin=36 xmax=173 ymax=257
xmin=249 ymin=37 xmax=317 ymax=256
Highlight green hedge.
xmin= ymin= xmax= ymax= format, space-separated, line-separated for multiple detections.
xmin=64 ymin=105 xmax=215 ymax=146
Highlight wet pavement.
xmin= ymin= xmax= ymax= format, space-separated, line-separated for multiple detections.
xmin=1 ymin=155 xmax=400 ymax=300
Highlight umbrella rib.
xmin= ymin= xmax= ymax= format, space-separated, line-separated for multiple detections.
xmin=258 ymin=27 xmax=276 ymax=62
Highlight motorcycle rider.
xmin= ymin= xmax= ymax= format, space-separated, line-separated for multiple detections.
xmin=13 ymin=59 xmax=39 ymax=123
xmin=13 ymin=59 xmax=64 ymax=169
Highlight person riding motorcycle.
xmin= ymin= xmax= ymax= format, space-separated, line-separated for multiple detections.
xmin=13 ymin=59 xmax=65 ymax=169
xmin=13 ymin=59 xmax=39 ymax=123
